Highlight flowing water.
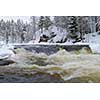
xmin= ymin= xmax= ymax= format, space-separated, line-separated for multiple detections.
xmin=0 ymin=47 xmax=100 ymax=83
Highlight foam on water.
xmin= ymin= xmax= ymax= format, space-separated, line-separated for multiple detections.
xmin=7 ymin=47 xmax=100 ymax=82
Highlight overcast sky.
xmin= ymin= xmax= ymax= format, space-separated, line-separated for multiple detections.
xmin=0 ymin=16 xmax=30 ymax=23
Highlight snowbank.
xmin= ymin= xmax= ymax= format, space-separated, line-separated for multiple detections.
xmin=89 ymin=43 xmax=100 ymax=54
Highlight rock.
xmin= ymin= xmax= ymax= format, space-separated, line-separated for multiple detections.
xmin=39 ymin=34 xmax=49 ymax=42
xmin=0 ymin=45 xmax=15 ymax=59
xmin=0 ymin=59 xmax=15 ymax=66
xmin=0 ymin=66 xmax=64 ymax=83
xmin=25 ymin=72 xmax=65 ymax=83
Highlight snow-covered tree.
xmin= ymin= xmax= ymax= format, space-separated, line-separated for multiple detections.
xmin=43 ymin=16 xmax=52 ymax=30
xmin=16 ymin=19 xmax=25 ymax=43
xmin=38 ymin=16 xmax=45 ymax=33
xmin=67 ymin=16 xmax=79 ymax=39
xmin=54 ymin=16 xmax=68 ymax=30
xmin=89 ymin=16 xmax=97 ymax=33
xmin=38 ymin=16 xmax=52 ymax=32
xmin=77 ymin=16 xmax=91 ymax=41
xmin=10 ymin=20 xmax=16 ymax=43
xmin=30 ymin=16 xmax=36 ymax=40
xmin=0 ymin=16 xmax=99 ymax=44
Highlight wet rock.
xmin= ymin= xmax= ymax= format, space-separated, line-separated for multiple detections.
xmin=0 ymin=72 xmax=65 ymax=83
xmin=0 ymin=59 xmax=15 ymax=66
xmin=0 ymin=66 xmax=65 ymax=83
xmin=14 ymin=44 xmax=90 ymax=55
xmin=31 ymin=72 xmax=65 ymax=83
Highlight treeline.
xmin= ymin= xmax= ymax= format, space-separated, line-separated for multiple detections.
xmin=36 ymin=16 xmax=100 ymax=43
xmin=0 ymin=19 xmax=33 ymax=43
xmin=0 ymin=16 xmax=100 ymax=43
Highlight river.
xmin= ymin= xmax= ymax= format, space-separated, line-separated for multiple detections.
xmin=0 ymin=47 xmax=100 ymax=83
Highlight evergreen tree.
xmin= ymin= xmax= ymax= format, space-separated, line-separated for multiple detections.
xmin=20 ymin=26 xmax=26 ymax=43
xmin=38 ymin=16 xmax=45 ymax=33
xmin=16 ymin=19 xmax=24 ymax=43
xmin=44 ymin=16 xmax=52 ymax=30
xmin=54 ymin=16 xmax=68 ymax=29
xmin=68 ymin=16 xmax=79 ymax=39
xmin=38 ymin=16 xmax=52 ymax=32
xmin=10 ymin=20 xmax=16 ymax=43
xmin=30 ymin=16 xmax=36 ymax=34
xmin=89 ymin=16 xmax=97 ymax=33
xmin=77 ymin=16 xmax=91 ymax=41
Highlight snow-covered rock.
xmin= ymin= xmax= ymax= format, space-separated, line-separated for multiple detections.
xmin=33 ymin=25 xmax=83 ymax=43
xmin=0 ymin=45 xmax=15 ymax=59
xmin=28 ymin=40 xmax=34 ymax=44
xmin=34 ymin=30 xmax=42 ymax=43
xmin=84 ymin=32 xmax=100 ymax=43
xmin=34 ymin=25 xmax=69 ymax=43
xmin=0 ymin=41 xmax=5 ymax=45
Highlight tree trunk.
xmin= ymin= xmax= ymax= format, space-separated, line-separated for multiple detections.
xmin=32 ymin=16 xmax=36 ymax=41
xmin=5 ymin=29 xmax=8 ymax=44
xmin=89 ymin=16 xmax=96 ymax=33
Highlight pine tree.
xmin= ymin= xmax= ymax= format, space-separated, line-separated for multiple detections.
xmin=89 ymin=16 xmax=96 ymax=33
xmin=10 ymin=20 xmax=16 ymax=43
xmin=77 ymin=16 xmax=91 ymax=41
xmin=38 ymin=16 xmax=52 ymax=32
xmin=16 ymin=19 xmax=24 ymax=43
xmin=54 ymin=16 xmax=68 ymax=29
xmin=30 ymin=16 xmax=36 ymax=35
xmin=5 ymin=27 xmax=9 ymax=44
xmin=68 ymin=16 xmax=78 ymax=39
xmin=21 ymin=26 xmax=26 ymax=43
xmin=38 ymin=16 xmax=45 ymax=33
xmin=44 ymin=16 xmax=52 ymax=30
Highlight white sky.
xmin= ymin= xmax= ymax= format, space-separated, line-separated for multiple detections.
xmin=0 ymin=16 xmax=30 ymax=23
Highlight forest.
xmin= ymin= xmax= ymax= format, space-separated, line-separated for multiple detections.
xmin=0 ymin=16 xmax=100 ymax=44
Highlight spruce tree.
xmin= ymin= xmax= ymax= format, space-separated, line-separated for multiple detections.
xmin=38 ymin=16 xmax=45 ymax=33
xmin=68 ymin=16 xmax=78 ymax=39
xmin=44 ymin=16 xmax=52 ymax=30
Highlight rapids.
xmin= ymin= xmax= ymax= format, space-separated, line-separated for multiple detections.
xmin=1 ymin=47 xmax=100 ymax=83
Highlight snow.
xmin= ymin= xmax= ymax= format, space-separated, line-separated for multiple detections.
xmin=48 ymin=25 xmax=58 ymax=33
xmin=89 ymin=43 xmax=100 ymax=54
xmin=34 ymin=30 xmax=42 ymax=43
xmin=83 ymin=32 xmax=100 ymax=54
xmin=0 ymin=45 xmax=15 ymax=59
xmin=34 ymin=25 xmax=69 ymax=43
xmin=75 ymin=42 xmax=89 ymax=45
xmin=84 ymin=32 xmax=100 ymax=43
